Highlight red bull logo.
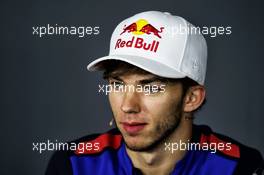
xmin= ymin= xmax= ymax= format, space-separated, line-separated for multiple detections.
xmin=120 ymin=19 xmax=164 ymax=38
xmin=115 ymin=36 xmax=159 ymax=52
xmin=116 ymin=19 xmax=164 ymax=53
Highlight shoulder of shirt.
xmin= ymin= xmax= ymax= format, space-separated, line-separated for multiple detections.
xmin=45 ymin=128 xmax=122 ymax=175
xmin=71 ymin=128 xmax=122 ymax=155
xmin=194 ymin=124 xmax=264 ymax=174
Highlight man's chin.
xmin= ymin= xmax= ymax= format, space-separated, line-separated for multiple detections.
xmin=123 ymin=136 xmax=150 ymax=151
xmin=122 ymin=123 xmax=180 ymax=152
xmin=125 ymin=142 xmax=150 ymax=152
xmin=123 ymin=135 xmax=164 ymax=152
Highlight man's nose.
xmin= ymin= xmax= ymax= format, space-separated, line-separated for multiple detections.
xmin=121 ymin=91 xmax=141 ymax=114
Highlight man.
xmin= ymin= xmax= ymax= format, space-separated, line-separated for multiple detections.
xmin=46 ymin=11 xmax=263 ymax=175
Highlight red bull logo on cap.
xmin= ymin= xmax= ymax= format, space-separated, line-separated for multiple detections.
xmin=120 ymin=19 xmax=164 ymax=38
xmin=115 ymin=19 xmax=164 ymax=53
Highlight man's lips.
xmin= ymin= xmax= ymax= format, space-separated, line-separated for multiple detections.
xmin=120 ymin=122 xmax=147 ymax=134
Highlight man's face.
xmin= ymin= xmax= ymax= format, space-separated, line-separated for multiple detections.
xmin=108 ymin=72 xmax=185 ymax=151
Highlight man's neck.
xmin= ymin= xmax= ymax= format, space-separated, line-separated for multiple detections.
xmin=126 ymin=119 xmax=192 ymax=175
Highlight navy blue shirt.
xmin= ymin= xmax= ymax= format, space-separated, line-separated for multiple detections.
xmin=46 ymin=125 xmax=263 ymax=175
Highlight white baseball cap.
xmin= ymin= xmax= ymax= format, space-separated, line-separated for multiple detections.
xmin=87 ymin=11 xmax=207 ymax=85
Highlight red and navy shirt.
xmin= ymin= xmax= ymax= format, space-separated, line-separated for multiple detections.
xmin=46 ymin=125 xmax=263 ymax=175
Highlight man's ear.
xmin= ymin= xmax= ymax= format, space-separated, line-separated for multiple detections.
xmin=183 ymin=86 xmax=206 ymax=112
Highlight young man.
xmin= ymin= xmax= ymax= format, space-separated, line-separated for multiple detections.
xmin=46 ymin=11 xmax=263 ymax=175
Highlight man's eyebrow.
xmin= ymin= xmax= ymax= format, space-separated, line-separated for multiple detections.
xmin=107 ymin=75 xmax=167 ymax=84
xmin=138 ymin=77 xmax=167 ymax=84
xmin=108 ymin=76 xmax=123 ymax=82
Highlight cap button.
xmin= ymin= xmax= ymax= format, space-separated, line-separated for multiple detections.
xmin=163 ymin=12 xmax=171 ymax=15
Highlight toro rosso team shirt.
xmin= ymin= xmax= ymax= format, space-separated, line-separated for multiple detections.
xmin=46 ymin=125 xmax=264 ymax=175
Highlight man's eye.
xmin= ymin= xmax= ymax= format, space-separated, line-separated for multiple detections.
xmin=110 ymin=81 xmax=121 ymax=85
xmin=110 ymin=81 xmax=124 ymax=90
xmin=144 ymin=84 xmax=162 ymax=95
xmin=144 ymin=84 xmax=165 ymax=95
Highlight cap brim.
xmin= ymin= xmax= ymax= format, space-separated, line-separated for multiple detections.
xmin=87 ymin=55 xmax=186 ymax=79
